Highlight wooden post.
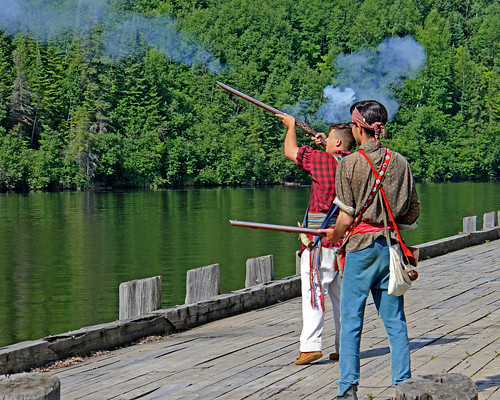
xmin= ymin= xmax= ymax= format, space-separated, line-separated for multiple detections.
xmin=185 ymin=264 xmax=220 ymax=304
xmin=119 ymin=276 xmax=162 ymax=321
xmin=462 ymin=216 xmax=477 ymax=233
xmin=0 ymin=373 xmax=60 ymax=399
xmin=483 ymin=211 xmax=496 ymax=230
xmin=394 ymin=373 xmax=478 ymax=400
xmin=245 ymin=255 xmax=274 ymax=288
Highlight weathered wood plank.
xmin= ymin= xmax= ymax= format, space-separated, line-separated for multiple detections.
xmin=119 ymin=276 xmax=162 ymax=320
xmin=185 ymin=263 xmax=220 ymax=304
xmin=483 ymin=211 xmax=496 ymax=230
xmin=76 ymin=333 xmax=298 ymax=399
xmin=61 ymin=325 xmax=297 ymax=398
xmin=464 ymin=216 xmax=478 ymax=233
xmin=34 ymin=240 xmax=500 ymax=400
xmin=450 ymin=337 xmax=499 ymax=377
xmin=246 ymin=254 xmax=274 ymax=287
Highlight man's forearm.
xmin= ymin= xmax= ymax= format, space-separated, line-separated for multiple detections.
xmin=283 ymin=125 xmax=299 ymax=161
xmin=333 ymin=210 xmax=353 ymax=239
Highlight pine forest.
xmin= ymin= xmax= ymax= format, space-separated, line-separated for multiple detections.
xmin=0 ymin=0 xmax=498 ymax=191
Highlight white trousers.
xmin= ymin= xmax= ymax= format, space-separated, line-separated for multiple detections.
xmin=299 ymin=246 xmax=341 ymax=353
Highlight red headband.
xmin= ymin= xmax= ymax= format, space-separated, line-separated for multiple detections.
xmin=352 ymin=107 xmax=386 ymax=147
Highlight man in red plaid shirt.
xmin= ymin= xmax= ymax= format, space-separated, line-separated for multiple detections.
xmin=277 ymin=113 xmax=354 ymax=365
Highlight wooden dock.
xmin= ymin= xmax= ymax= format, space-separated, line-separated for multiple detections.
xmin=38 ymin=240 xmax=500 ymax=399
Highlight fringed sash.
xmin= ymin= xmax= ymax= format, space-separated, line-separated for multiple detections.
xmin=307 ymin=212 xmax=337 ymax=229
xmin=306 ymin=211 xmax=337 ymax=312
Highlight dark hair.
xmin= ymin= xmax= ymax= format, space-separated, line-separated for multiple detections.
xmin=328 ymin=123 xmax=355 ymax=150
xmin=328 ymin=122 xmax=350 ymax=131
xmin=350 ymin=100 xmax=388 ymax=136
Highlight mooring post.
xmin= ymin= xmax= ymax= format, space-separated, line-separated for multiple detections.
xmin=185 ymin=264 xmax=220 ymax=304
xmin=245 ymin=255 xmax=274 ymax=288
xmin=462 ymin=216 xmax=477 ymax=233
xmin=0 ymin=373 xmax=60 ymax=399
xmin=119 ymin=276 xmax=162 ymax=320
xmin=483 ymin=211 xmax=496 ymax=230
xmin=394 ymin=373 xmax=478 ymax=400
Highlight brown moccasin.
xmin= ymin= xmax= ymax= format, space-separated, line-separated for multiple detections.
xmin=294 ymin=351 xmax=323 ymax=365
xmin=329 ymin=352 xmax=340 ymax=361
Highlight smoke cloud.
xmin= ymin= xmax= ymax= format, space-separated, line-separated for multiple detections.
xmin=0 ymin=0 xmax=224 ymax=73
xmin=317 ymin=36 xmax=426 ymax=123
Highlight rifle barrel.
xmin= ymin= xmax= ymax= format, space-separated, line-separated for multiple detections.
xmin=229 ymin=219 xmax=326 ymax=237
xmin=216 ymin=81 xmax=326 ymax=147
xmin=216 ymin=81 xmax=283 ymax=115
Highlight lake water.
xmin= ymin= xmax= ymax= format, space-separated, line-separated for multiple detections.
xmin=0 ymin=182 xmax=498 ymax=347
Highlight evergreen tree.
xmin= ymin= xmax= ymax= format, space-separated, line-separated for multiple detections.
xmin=0 ymin=32 xmax=14 ymax=131
xmin=0 ymin=0 xmax=498 ymax=190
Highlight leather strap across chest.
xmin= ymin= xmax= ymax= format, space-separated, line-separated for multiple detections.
xmin=339 ymin=148 xmax=393 ymax=246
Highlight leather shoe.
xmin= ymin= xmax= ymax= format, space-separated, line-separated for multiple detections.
xmin=294 ymin=351 xmax=323 ymax=365
xmin=337 ymin=385 xmax=358 ymax=399
xmin=329 ymin=352 xmax=339 ymax=361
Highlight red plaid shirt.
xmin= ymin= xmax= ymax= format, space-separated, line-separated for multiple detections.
xmin=296 ymin=146 xmax=351 ymax=247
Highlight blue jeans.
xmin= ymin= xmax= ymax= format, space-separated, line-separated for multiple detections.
xmin=337 ymin=237 xmax=410 ymax=396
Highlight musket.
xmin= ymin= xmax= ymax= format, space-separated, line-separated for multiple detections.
xmin=216 ymin=81 xmax=326 ymax=147
xmin=229 ymin=219 xmax=326 ymax=237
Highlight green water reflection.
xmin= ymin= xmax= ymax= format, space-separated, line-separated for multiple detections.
xmin=0 ymin=182 xmax=498 ymax=346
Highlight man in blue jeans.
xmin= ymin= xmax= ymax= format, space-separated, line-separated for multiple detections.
xmin=321 ymin=100 xmax=420 ymax=399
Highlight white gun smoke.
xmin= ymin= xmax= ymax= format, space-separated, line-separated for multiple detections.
xmin=0 ymin=0 xmax=224 ymax=73
xmin=286 ymin=36 xmax=426 ymax=124
xmin=320 ymin=36 xmax=426 ymax=122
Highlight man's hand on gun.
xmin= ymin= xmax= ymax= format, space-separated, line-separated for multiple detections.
xmin=319 ymin=228 xmax=338 ymax=243
xmin=275 ymin=113 xmax=295 ymax=128
xmin=319 ymin=211 xmax=353 ymax=244
xmin=312 ymin=132 xmax=327 ymax=147
xmin=276 ymin=113 xmax=325 ymax=146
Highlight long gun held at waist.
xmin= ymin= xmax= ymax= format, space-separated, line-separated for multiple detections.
xmin=229 ymin=219 xmax=326 ymax=237
xmin=216 ymin=81 xmax=326 ymax=147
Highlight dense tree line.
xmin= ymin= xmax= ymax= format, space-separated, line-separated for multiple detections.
xmin=0 ymin=0 xmax=498 ymax=191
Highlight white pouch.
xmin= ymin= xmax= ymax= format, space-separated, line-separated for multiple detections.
xmin=388 ymin=243 xmax=412 ymax=296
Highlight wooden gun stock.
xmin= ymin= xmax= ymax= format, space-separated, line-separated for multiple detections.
xmin=216 ymin=81 xmax=326 ymax=147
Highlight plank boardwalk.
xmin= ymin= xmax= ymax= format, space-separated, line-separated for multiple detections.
xmin=44 ymin=241 xmax=499 ymax=399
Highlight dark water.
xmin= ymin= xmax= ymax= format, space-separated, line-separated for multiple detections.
xmin=0 ymin=182 xmax=498 ymax=347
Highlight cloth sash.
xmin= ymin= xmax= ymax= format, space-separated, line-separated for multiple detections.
xmin=307 ymin=212 xmax=337 ymax=228
xmin=351 ymin=222 xmax=393 ymax=235
xmin=304 ymin=211 xmax=338 ymax=312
